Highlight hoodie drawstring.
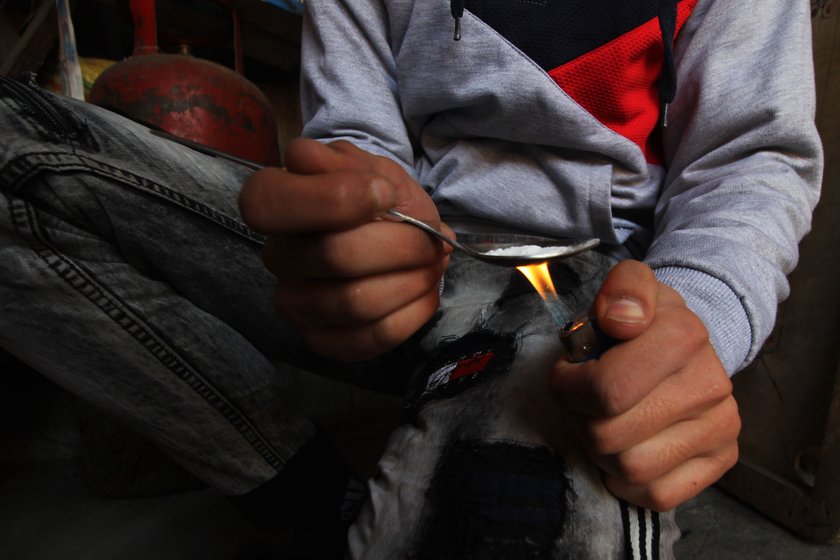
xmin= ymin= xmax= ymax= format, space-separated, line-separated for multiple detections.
xmin=451 ymin=0 xmax=464 ymax=40
xmin=658 ymin=0 xmax=678 ymax=127
xmin=448 ymin=0 xmax=680 ymax=126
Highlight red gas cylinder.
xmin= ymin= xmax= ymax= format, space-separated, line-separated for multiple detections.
xmin=89 ymin=0 xmax=280 ymax=166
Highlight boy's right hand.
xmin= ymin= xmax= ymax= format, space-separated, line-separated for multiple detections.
xmin=239 ymin=138 xmax=452 ymax=362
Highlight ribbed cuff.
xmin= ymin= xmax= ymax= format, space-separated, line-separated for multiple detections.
xmin=653 ymin=266 xmax=751 ymax=376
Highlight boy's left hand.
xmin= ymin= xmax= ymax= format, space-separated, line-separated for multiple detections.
xmin=549 ymin=260 xmax=741 ymax=511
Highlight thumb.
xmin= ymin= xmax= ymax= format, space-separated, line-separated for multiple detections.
xmin=593 ymin=260 xmax=658 ymax=340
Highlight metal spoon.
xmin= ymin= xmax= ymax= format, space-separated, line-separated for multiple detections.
xmin=387 ymin=209 xmax=599 ymax=267
xmin=148 ymin=130 xmax=600 ymax=266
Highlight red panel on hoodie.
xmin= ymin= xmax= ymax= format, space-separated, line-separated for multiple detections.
xmin=548 ymin=0 xmax=698 ymax=165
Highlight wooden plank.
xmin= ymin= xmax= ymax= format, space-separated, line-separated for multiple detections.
xmin=719 ymin=460 xmax=838 ymax=543
xmin=230 ymin=0 xmax=302 ymax=71
xmin=808 ymin=3 xmax=840 ymax=528
xmin=240 ymin=21 xmax=300 ymax=71
xmin=0 ymin=10 xmax=20 ymax=60
xmin=815 ymin=362 xmax=840 ymax=537
xmin=716 ymin=1 xmax=840 ymax=543
xmin=155 ymin=0 xmax=302 ymax=72
xmin=231 ymin=0 xmax=302 ymax=40
xmin=0 ymin=0 xmax=57 ymax=78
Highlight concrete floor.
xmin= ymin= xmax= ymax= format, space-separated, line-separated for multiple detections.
xmin=675 ymin=487 xmax=839 ymax=560
xmin=2 ymin=362 xmax=840 ymax=559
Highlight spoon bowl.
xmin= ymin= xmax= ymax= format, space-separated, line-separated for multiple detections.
xmin=387 ymin=210 xmax=600 ymax=266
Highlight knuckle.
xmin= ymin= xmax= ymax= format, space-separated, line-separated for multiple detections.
xmin=643 ymin=487 xmax=682 ymax=512
xmin=330 ymin=177 xmax=356 ymax=212
xmin=586 ymin=421 xmax=626 ymax=456
xmin=328 ymin=172 xmax=379 ymax=222
xmin=372 ymin=293 xmax=438 ymax=352
xmin=593 ymin=373 xmax=632 ymax=416
xmin=694 ymin=374 xmax=734 ymax=415
xmin=712 ymin=442 xmax=740 ymax=474
xmin=335 ymin=283 xmax=378 ymax=322
xmin=239 ymin=180 xmax=270 ymax=231
xmin=614 ymin=452 xmax=658 ymax=487
xmin=724 ymin=443 xmax=740 ymax=469
xmin=422 ymin=264 xmax=446 ymax=292
xmin=391 ymin=272 xmax=425 ymax=305
xmin=374 ymin=154 xmax=403 ymax=178
xmin=707 ymin=374 xmax=734 ymax=403
xmin=370 ymin=316 xmax=404 ymax=356
xmin=314 ymin=234 xmax=352 ymax=272
xmin=718 ymin=396 xmax=741 ymax=436
xmin=673 ymin=306 xmax=709 ymax=350
xmin=729 ymin=401 xmax=742 ymax=436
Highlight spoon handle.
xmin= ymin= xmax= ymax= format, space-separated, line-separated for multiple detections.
xmin=386 ymin=209 xmax=478 ymax=257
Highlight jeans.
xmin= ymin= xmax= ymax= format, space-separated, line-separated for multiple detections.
xmin=0 ymin=73 xmax=677 ymax=559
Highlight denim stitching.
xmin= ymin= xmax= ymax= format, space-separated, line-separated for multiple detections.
xmin=1 ymin=151 xmax=265 ymax=245
xmin=8 ymin=196 xmax=284 ymax=471
xmin=0 ymin=75 xmax=97 ymax=149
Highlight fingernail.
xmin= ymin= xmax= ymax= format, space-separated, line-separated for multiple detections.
xmin=605 ymin=297 xmax=645 ymax=324
xmin=370 ymin=178 xmax=395 ymax=210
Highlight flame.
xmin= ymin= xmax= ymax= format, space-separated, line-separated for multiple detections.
xmin=517 ymin=262 xmax=567 ymax=326
xmin=516 ymin=261 xmax=559 ymax=304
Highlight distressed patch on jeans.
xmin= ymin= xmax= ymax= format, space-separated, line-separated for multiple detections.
xmin=405 ymin=328 xmax=517 ymax=411
xmin=413 ymin=439 xmax=575 ymax=559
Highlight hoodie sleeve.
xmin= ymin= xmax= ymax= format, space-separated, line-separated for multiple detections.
xmin=647 ymin=0 xmax=823 ymax=374
xmin=297 ymin=0 xmax=417 ymax=176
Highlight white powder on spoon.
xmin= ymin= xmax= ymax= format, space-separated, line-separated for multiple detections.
xmin=482 ymin=245 xmax=565 ymax=258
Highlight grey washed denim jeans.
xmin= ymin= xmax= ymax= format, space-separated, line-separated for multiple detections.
xmin=0 ymin=74 xmax=677 ymax=559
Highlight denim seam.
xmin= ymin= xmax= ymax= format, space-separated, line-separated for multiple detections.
xmin=8 ymin=196 xmax=284 ymax=472
xmin=1 ymin=152 xmax=266 ymax=245
xmin=0 ymin=77 xmax=96 ymax=149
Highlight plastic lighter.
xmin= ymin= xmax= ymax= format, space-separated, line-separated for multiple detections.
xmin=559 ymin=312 xmax=617 ymax=363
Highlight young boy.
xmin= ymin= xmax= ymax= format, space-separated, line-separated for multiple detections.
xmin=0 ymin=0 xmax=821 ymax=557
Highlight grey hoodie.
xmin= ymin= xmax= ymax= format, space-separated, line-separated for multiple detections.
xmin=299 ymin=0 xmax=823 ymax=375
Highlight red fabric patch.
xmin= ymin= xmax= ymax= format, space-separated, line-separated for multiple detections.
xmin=449 ymin=351 xmax=495 ymax=382
xmin=548 ymin=0 xmax=697 ymax=165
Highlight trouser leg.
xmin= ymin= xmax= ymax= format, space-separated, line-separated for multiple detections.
xmin=349 ymin=248 xmax=680 ymax=559
xmin=0 ymin=73 xmax=679 ymax=557
xmin=0 ymin=73 xmax=384 ymax=496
